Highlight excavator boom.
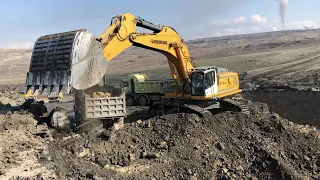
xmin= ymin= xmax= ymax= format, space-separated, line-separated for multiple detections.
xmin=96 ymin=13 xmax=195 ymax=85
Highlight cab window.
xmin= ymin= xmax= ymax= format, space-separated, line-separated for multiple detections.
xmin=204 ymin=71 xmax=215 ymax=88
xmin=191 ymin=72 xmax=204 ymax=96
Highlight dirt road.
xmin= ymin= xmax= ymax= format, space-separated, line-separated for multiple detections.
xmin=247 ymin=49 xmax=320 ymax=77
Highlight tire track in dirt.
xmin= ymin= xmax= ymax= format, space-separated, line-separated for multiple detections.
xmin=247 ymin=50 xmax=320 ymax=77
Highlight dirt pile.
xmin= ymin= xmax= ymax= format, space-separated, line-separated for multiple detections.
xmin=0 ymin=112 xmax=57 ymax=179
xmin=84 ymin=84 xmax=123 ymax=98
xmin=0 ymin=91 xmax=25 ymax=114
xmin=42 ymin=100 xmax=320 ymax=180
xmin=92 ymin=92 xmax=112 ymax=98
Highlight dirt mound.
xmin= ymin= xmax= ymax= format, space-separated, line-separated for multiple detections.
xmin=0 ymin=91 xmax=25 ymax=114
xmin=84 ymin=84 xmax=124 ymax=98
xmin=41 ymin=101 xmax=320 ymax=180
xmin=0 ymin=112 xmax=56 ymax=179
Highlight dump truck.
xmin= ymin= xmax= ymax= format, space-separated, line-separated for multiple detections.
xmin=121 ymin=73 xmax=175 ymax=106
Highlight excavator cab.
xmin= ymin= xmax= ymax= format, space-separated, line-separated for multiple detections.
xmin=190 ymin=66 xmax=218 ymax=99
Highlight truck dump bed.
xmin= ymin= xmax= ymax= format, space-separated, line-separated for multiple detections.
xmin=133 ymin=80 xmax=167 ymax=94
xmin=74 ymin=85 xmax=126 ymax=121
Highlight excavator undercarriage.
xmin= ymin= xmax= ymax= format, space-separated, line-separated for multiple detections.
xmin=148 ymin=96 xmax=250 ymax=118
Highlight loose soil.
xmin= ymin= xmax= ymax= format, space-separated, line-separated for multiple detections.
xmin=1 ymin=92 xmax=319 ymax=180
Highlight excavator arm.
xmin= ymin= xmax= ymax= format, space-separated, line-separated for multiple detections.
xmin=96 ymin=13 xmax=195 ymax=86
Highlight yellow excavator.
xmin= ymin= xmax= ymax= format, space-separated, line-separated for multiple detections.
xmin=24 ymin=13 xmax=249 ymax=117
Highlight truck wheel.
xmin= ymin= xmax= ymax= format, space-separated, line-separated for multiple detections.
xmin=138 ymin=95 xmax=148 ymax=106
xmin=126 ymin=96 xmax=135 ymax=106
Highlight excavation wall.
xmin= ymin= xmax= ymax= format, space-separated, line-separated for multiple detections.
xmin=242 ymin=89 xmax=320 ymax=128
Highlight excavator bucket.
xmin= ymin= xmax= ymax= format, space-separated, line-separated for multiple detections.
xmin=25 ymin=29 xmax=108 ymax=97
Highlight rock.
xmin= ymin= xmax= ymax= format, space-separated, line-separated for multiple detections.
xmin=187 ymin=169 xmax=192 ymax=175
xmin=190 ymin=176 xmax=197 ymax=180
xmin=122 ymin=160 xmax=129 ymax=166
xmin=249 ymin=176 xmax=258 ymax=180
xmin=235 ymin=165 xmax=244 ymax=172
xmin=157 ymin=141 xmax=168 ymax=149
xmin=270 ymin=113 xmax=280 ymax=120
xmin=222 ymin=168 xmax=228 ymax=173
xmin=7 ymin=157 xmax=16 ymax=163
xmin=129 ymin=153 xmax=135 ymax=161
xmin=146 ymin=152 xmax=161 ymax=159
xmin=141 ymin=151 xmax=148 ymax=158
xmin=11 ymin=149 xmax=18 ymax=153
xmin=291 ymin=153 xmax=299 ymax=159
xmin=86 ymin=173 xmax=94 ymax=179
xmin=311 ymin=87 xmax=320 ymax=92
xmin=217 ymin=168 xmax=228 ymax=174
xmin=216 ymin=142 xmax=225 ymax=151
xmin=0 ymin=169 xmax=5 ymax=175
xmin=42 ymin=148 xmax=49 ymax=156
xmin=194 ymin=145 xmax=200 ymax=150
xmin=93 ymin=175 xmax=104 ymax=180
xmin=304 ymin=155 xmax=311 ymax=161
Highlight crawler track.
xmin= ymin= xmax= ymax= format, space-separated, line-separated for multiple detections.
xmin=148 ymin=98 xmax=251 ymax=118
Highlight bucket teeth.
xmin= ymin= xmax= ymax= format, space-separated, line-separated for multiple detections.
xmin=38 ymin=86 xmax=44 ymax=95
xmin=55 ymin=86 xmax=62 ymax=95
xmin=24 ymin=86 xmax=31 ymax=94
xmin=25 ymin=29 xmax=87 ymax=96
xmin=31 ymin=86 xmax=36 ymax=95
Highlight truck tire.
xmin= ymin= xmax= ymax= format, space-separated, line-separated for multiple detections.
xmin=138 ymin=95 xmax=148 ymax=106
xmin=126 ymin=95 xmax=135 ymax=106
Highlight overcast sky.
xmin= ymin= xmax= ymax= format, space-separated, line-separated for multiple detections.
xmin=0 ymin=0 xmax=318 ymax=49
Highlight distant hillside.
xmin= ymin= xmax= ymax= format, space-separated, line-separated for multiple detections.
xmin=1 ymin=28 xmax=320 ymax=85
xmin=187 ymin=29 xmax=320 ymax=44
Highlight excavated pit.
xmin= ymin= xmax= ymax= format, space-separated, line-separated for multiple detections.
xmin=242 ymin=89 xmax=320 ymax=128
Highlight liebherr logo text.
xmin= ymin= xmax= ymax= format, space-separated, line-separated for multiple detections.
xmin=151 ymin=39 xmax=167 ymax=45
